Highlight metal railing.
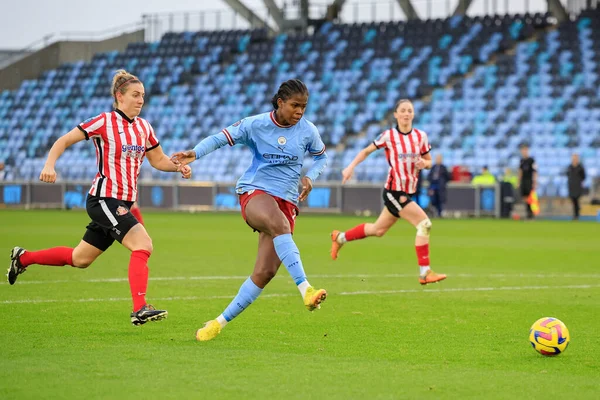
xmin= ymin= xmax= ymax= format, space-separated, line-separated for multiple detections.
xmin=0 ymin=21 xmax=145 ymax=70
xmin=139 ymin=0 xmax=557 ymax=42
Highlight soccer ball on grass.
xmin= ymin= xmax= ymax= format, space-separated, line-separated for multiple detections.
xmin=529 ymin=317 xmax=570 ymax=356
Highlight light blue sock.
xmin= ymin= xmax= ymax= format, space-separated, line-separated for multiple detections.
xmin=273 ymin=233 xmax=307 ymax=286
xmin=221 ymin=277 xmax=263 ymax=322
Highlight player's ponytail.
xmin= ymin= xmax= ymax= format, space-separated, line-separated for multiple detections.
xmin=111 ymin=69 xmax=141 ymax=109
xmin=271 ymin=79 xmax=309 ymax=110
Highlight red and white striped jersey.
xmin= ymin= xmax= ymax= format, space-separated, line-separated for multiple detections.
xmin=373 ymin=127 xmax=431 ymax=194
xmin=78 ymin=109 xmax=159 ymax=202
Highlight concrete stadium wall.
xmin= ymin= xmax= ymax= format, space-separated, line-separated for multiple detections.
xmin=0 ymin=29 xmax=144 ymax=91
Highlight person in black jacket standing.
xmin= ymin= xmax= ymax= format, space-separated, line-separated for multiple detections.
xmin=567 ymin=154 xmax=586 ymax=220
xmin=428 ymin=154 xmax=451 ymax=217
xmin=518 ymin=144 xmax=537 ymax=219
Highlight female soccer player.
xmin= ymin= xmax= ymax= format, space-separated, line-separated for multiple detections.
xmin=7 ymin=70 xmax=192 ymax=326
xmin=330 ymin=99 xmax=446 ymax=286
xmin=171 ymin=79 xmax=328 ymax=341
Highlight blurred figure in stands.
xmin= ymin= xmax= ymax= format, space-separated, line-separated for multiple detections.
xmin=502 ymin=167 xmax=518 ymax=189
xmin=427 ymin=154 xmax=450 ymax=217
xmin=518 ymin=144 xmax=537 ymax=220
xmin=471 ymin=166 xmax=496 ymax=185
xmin=566 ymin=154 xmax=586 ymax=220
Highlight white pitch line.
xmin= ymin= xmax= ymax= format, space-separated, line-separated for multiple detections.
xmin=2 ymin=284 xmax=600 ymax=305
xmin=2 ymin=272 xmax=600 ymax=286
xmin=339 ymin=284 xmax=600 ymax=295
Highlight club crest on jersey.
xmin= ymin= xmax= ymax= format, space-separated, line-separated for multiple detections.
xmin=277 ymin=136 xmax=287 ymax=146
xmin=116 ymin=206 xmax=129 ymax=216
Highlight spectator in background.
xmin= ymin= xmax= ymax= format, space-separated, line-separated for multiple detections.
xmin=427 ymin=154 xmax=451 ymax=217
xmin=0 ymin=162 xmax=5 ymax=181
xmin=566 ymin=154 xmax=586 ymax=220
xmin=452 ymin=165 xmax=472 ymax=182
xmin=502 ymin=167 xmax=518 ymax=189
xmin=499 ymin=168 xmax=517 ymax=218
xmin=518 ymin=144 xmax=537 ymax=219
xmin=415 ymin=169 xmax=423 ymax=207
xmin=471 ymin=165 xmax=496 ymax=185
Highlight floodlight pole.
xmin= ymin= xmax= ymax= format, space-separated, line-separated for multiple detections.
xmin=395 ymin=0 xmax=420 ymax=20
xmin=453 ymin=0 xmax=474 ymax=15
xmin=222 ymin=0 xmax=275 ymax=33
xmin=546 ymin=0 xmax=569 ymax=22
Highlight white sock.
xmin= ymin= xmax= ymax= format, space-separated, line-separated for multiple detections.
xmin=216 ymin=314 xmax=228 ymax=328
xmin=298 ymin=280 xmax=310 ymax=298
xmin=420 ymin=266 xmax=430 ymax=275
xmin=337 ymin=232 xmax=347 ymax=244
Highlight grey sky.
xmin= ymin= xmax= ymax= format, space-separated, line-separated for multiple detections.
xmin=0 ymin=0 xmax=553 ymax=50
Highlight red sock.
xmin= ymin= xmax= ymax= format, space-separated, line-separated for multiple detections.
xmin=130 ymin=206 xmax=144 ymax=226
xmin=345 ymin=223 xmax=367 ymax=241
xmin=19 ymin=247 xmax=74 ymax=268
xmin=129 ymin=250 xmax=150 ymax=312
xmin=415 ymin=244 xmax=430 ymax=267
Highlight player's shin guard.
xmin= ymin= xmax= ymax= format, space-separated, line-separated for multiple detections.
xmin=129 ymin=250 xmax=150 ymax=312
xmin=415 ymin=244 xmax=430 ymax=271
xmin=19 ymin=247 xmax=74 ymax=268
xmin=273 ymin=233 xmax=307 ymax=285
xmin=221 ymin=277 xmax=263 ymax=322
xmin=344 ymin=223 xmax=367 ymax=241
xmin=415 ymin=219 xmax=432 ymax=275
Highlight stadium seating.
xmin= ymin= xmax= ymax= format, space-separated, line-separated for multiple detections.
xmin=0 ymin=8 xmax=597 ymax=196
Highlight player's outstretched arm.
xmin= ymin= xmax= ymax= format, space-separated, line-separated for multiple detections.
xmin=171 ymin=134 xmax=231 ymax=166
xmin=146 ymin=145 xmax=192 ymax=178
xmin=40 ymin=128 xmax=87 ymax=183
xmin=342 ymin=143 xmax=377 ymax=184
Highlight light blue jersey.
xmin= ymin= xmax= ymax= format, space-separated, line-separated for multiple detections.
xmin=193 ymin=111 xmax=328 ymax=204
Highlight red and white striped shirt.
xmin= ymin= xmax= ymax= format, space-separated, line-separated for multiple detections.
xmin=373 ymin=127 xmax=431 ymax=194
xmin=78 ymin=109 xmax=159 ymax=202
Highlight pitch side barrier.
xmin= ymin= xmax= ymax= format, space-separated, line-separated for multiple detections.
xmin=0 ymin=181 xmax=502 ymax=218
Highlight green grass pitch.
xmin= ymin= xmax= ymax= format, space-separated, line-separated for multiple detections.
xmin=1 ymin=209 xmax=599 ymax=399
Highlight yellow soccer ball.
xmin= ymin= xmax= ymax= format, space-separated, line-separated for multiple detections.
xmin=529 ymin=317 xmax=570 ymax=356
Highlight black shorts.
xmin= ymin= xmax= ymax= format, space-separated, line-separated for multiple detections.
xmin=520 ymin=183 xmax=532 ymax=197
xmin=83 ymin=195 xmax=139 ymax=251
xmin=383 ymin=189 xmax=414 ymax=218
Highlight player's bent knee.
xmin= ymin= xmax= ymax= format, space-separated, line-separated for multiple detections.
xmin=257 ymin=269 xmax=277 ymax=283
xmin=137 ymin=238 xmax=153 ymax=254
xmin=269 ymin=217 xmax=291 ymax=236
xmin=416 ymin=218 xmax=432 ymax=237
xmin=128 ymin=230 xmax=153 ymax=254
xmin=72 ymin=255 xmax=94 ymax=269
xmin=73 ymin=261 xmax=91 ymax=269
xmin=374 ymin=228 xmax=388 ymax=237
xmin=253 ymin=266 xmax=278 ymax=286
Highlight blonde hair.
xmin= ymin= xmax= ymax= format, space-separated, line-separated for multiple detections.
xmin=111 ymin=69 xmax=141 ymax=109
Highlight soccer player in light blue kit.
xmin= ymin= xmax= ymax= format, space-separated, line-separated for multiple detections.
xmin=171 ymin=79 xmax=328 ymax=341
